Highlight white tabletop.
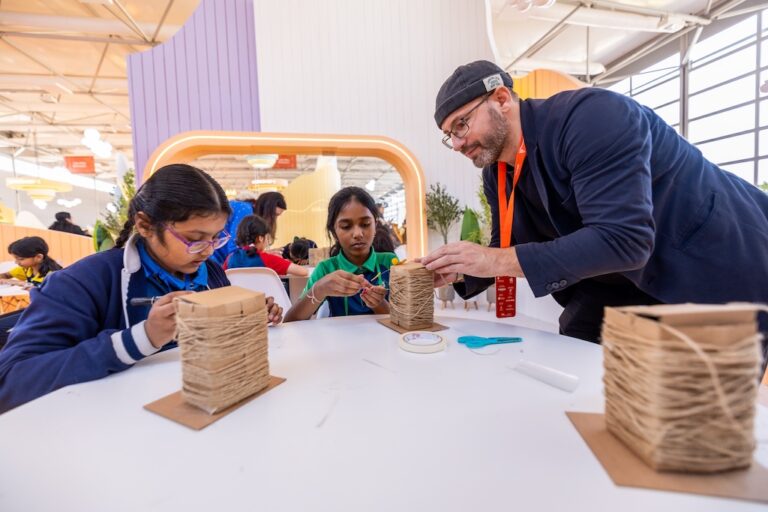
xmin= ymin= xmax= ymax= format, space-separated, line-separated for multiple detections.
xmin=0 ymin=284 xmax=28 ymax=296
xmin=0 ymin=315 xmax=766 ymax=512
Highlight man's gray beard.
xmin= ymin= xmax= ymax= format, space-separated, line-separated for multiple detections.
xmin=471 ymin=108 xmax=509 ymax=168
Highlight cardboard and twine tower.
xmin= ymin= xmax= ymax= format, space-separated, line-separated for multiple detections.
xmin=389 ymin=262 xmax=435 ymax=330
xmin=175 ymin=286 xmax=270 ymax=414
xmin=602 ymin=304 xmax=763 ymax=473
xmin=308 ymin=247 xmax=331 ymax=266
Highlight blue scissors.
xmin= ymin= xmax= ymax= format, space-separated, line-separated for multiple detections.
xmin=457 ymin=335 xmax=523 ymax=349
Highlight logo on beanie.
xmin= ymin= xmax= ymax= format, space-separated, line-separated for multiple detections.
xmin=483 ymin=74 xmax=503 ymax=91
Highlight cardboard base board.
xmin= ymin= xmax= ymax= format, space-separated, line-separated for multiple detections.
xmin=567 ymin=412 xmax=768 ymax=504
xmin=144 ymin=375 xmax=286 ymax=430
xmin=377 ymin=317 xmax=448 ymax=334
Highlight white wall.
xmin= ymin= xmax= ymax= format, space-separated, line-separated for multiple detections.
xmin=253 ymin=0 xmax=563 ymax=326
xmin=253 ymin=0 xmax=493 ymax=251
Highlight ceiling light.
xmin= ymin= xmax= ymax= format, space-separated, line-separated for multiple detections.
xmin=83 ymin=129 xmax=101 ymax=142
xmin=365 ymin=179 xmax=376 ymax=191
xmin=246 ymin=154 xmax=279 ymax=169
xmin=56 ymin=198 xmax=82 ymax=208
xmin=33 ymin=199 xmax=48 ymax=210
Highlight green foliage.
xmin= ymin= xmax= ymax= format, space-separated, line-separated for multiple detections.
xmin=93 ymin=220 xmax=115 ymax=252
xmin=460 ymin=207 xmax=483 ymax=244
xmin=476 ymin=184 xmax=492 ymax=245
xmin=426 ymin=183 xmax=461 ymax=245
xmin=101 ymin=169 xmax=136 ymax=247
xmin=760 ymin=182 xmax=768 ymax=192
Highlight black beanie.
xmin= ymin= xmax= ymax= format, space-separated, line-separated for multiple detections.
xmin=434 ymin=60 xmax=514 ymax=128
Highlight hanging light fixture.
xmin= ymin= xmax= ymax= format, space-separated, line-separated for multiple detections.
xmin=246 ymin=154 xmax=279 ymax=169
xmin=6 ymin=177 xmax=73 ymax=203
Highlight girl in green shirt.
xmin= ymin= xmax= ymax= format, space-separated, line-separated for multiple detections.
xmin=285 ymin=187 xmax=396 ymax=321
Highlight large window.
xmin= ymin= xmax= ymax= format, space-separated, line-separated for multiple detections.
xmin=608 ymin=13 xmax=768 ymax=186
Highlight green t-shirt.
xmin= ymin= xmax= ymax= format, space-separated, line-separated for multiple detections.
xmin=303 ymin=248 xmax=396 ymax=317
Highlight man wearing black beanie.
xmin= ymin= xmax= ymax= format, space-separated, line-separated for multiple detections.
xmin=421 ymin=60 xmax=768 ymax=346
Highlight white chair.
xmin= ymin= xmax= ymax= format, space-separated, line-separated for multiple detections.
xmin=316 ymin=301 xmax=331 ymax=319
xmin=225 ymin=267 xmax=292 ymax=315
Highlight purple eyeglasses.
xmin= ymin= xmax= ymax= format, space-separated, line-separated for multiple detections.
xmin=164 ymin=224 xmax=231 ymax=254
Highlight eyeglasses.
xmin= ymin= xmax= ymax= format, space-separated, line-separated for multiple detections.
xmin=441 ymin=92 xmax=493 ymax=149
xmin=165 ymin=224 xmax=231 ymax=254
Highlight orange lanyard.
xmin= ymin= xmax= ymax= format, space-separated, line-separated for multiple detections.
xmin=497 ymin=136 xmax=527 ymax=248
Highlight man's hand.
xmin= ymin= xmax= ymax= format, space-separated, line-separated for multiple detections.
xmin=419 ymin=241 xmax=523 ymax=279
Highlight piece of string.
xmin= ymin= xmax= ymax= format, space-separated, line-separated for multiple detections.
xmin=602 ymin=314 xmax=762 ymax=472
xmin=176 ymin=304 xmax=269 ymax=414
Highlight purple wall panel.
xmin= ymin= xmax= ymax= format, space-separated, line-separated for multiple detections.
xmin=127 ymin=0 xmax=260 ymax=181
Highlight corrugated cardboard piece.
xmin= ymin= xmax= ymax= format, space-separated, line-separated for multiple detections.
xmin=377 ymin=318 xmax=448 ymax=334
xmin=567 ymin=412 xmax=768 ymax=504
xmin=145 ymin=376 xmax=285 ymax=430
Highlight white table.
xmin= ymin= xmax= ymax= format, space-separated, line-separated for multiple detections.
xmin=1 ymin=315 xmax=766 ymax=512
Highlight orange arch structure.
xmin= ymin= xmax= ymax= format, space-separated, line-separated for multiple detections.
xmin=143 ymin=131 xmax=428 ymax=258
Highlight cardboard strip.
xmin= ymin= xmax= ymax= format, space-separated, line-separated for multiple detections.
xmin=566 ymin=412 xmax=768 ymax=504
xmin=144 ymin=375 xmax=286 ymax=430
xmin=377 ymin=318 xmax=448 ymax=334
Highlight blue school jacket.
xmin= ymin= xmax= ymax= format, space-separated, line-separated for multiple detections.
xmin=458 ymin=87 xmax=768 ymax=307
xmin=0 ymin=236 xmax=230 ymax=413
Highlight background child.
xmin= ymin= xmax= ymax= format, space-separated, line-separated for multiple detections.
xmin=0 ymin=237 xmax=62 ymax=289
xmin=285 ymin=187 xmax=396 ymax=321
xmin=281 ymin=237 xmax=317 ymax=265
xmin=252 ymin=191 xmax=287 ymax=252
xmin=224 ymin=215 xmax=309 ymax=277
xmin=0 ymin=164 xmax=282 ymax=414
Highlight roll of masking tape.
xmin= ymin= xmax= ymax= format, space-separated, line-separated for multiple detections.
xmin=399 ymin=331 xmax=446 ymax=354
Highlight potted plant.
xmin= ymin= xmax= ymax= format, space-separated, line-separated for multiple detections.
xmin=426 ymin=183 xmax=461 ymax=306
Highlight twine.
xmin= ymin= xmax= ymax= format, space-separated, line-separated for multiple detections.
xmin=389 ymin=264 xmax=435 ymax=330
xmin=602 ymin=314 xmax=761 ymax=473
xmin=176 ymin=306 xmax=269 ymax=414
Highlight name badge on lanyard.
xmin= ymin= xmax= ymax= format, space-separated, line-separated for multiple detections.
xmin=495 ymin=136 xmax=526 ymax=318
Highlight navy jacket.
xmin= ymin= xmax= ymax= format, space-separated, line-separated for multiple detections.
xmin=459 ymin=88 xmax=768 ymax=306
xmin=0 ymin=236 xmax=229 ymax=413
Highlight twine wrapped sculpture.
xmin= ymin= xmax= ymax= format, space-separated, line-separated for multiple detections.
xmin=388 ymin=262 xmax=435 ymax=331
xmin=175 ymin=286 xmax=270 ymax=414
xmin=602 ymin=304 xmax=762 ymax=473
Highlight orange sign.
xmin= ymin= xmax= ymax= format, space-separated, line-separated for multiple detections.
xmin=272 ymin=155 xmax=296 ymax=169
xmin=64 ymin=156 xmax=95 ymax=174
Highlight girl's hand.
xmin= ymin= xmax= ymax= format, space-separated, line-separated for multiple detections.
xmin=316 ymin=270 xmax=369 ymax=299
xmin=145 ymin=291 xmax=193 ymax=348
xmin=265 ymin=296 xmax=283 ymax=324
xmin=361 ymin=285 xmax=387 ymax=309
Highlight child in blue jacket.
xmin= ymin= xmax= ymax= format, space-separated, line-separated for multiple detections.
xmin=0 ymin=164 xmax=282 ymax=414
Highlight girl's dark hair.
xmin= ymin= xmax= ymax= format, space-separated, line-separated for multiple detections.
xmin=8 ymin=236 xmax=62 ymax=277
xmin=48 ymin=211 xmax=72 ymax=231
xmin=114 ymin=164 xmax=232 ymax=248
xmin=288 ymin=237 xmax=316 ymax=261
xmin=252 ymin=192 xmax=287 ymax=239
xmin=235 ymin=215 xmax=270 ymax=257
xmin=326 ymin=186 xmax=380 ymax=256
